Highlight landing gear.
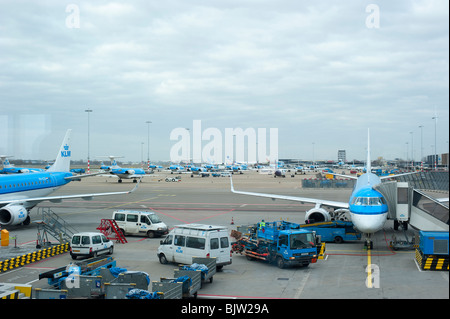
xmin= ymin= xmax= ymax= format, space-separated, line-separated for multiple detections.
xmin=364 ymin=234 xmax=373 ymax=250
xmin=393 ymin=220 xmax=408 ymax=231
xmin=364 ymin=240 xmax=374 ymax=250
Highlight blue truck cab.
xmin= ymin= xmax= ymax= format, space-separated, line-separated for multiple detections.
xmin=272 ymin=229 xmax=319 ymax=268
xmin=255 ymin=221 xmax=322 ymax=268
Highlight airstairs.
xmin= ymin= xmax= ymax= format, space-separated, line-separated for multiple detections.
xmin=96 ymin=219 xmax=128 ymax=244
xmin=35 ymin=207 xmax=79 ymax=248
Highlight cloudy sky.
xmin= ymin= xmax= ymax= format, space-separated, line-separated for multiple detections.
xmin=0 ymin=0 xmax=448 ymax=164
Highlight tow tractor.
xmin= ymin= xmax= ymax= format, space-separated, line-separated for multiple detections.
xmin=299 ymin=220 xmax=361 ymax=243
xmin=231 ymin=220 xmax=325 ymax=268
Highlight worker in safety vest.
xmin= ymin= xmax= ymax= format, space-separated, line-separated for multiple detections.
xmin=259 ymin=220 xmax=266 ymax=230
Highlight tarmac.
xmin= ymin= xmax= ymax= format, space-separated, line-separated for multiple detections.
xmin=0 ymin=170 xmax=448 ymax=300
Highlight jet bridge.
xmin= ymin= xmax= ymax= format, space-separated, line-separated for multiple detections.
xmin=409 ymin=189 xmax=448 ymax=231
xmin=375 ymin=181 xmax=449 ymax=232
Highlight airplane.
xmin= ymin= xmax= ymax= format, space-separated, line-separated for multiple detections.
xmin=0 ymin=156 xmax=45 ymax=174
xmin=148 ymin=164 xmax=163 ymax=171
xmin=99 ymin=156 xmax=147 ymax=183
xmin=0 ymin=130 xmax=140 ymax=227
xmin=230 ymin=130 xmax=418 ymax=249
xmin=189 ymin=165 xmax=208 ymax=174
xmin=168 ymin=164 xmax=185 ymax=173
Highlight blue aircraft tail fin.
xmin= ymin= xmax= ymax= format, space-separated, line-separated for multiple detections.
xmin=47 ymin=129 xmax=72 ymax=172
xmin=0 ymin=156 xmax=13 ymax=168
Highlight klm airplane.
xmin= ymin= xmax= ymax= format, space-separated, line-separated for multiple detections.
xmin=0 ymin=130 xmax=139 ymax=227
xmin=100 ymin=156 xmax=147 ymax=183
xmin=230 ymin=130 xmax=416 ymax=249
xmin=0 ymin=156 xmax=45 ymax=174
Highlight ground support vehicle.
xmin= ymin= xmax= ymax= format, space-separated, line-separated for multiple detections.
xmin=38 ymin=256 xmax=116 ymax=287
xmin=231 ymin=221 xmax=325 ymax=269
xmin=69 ymin=232 xmax=114 ymax=260
xmin=415 ymin=231 xmax=449 ymax=271
xmin=165 ymin=176 xmax=181 ymax=182
xmin=153 ymin=257 xmax=215 ymax=299
xmin=112 ymin=210 xmax=168 ymax=238
xmin=160 ymin=268 xmax=202 ymax=299
xmin=35 ymin=256 xmax=152 ymax=299
xmin=181 ymin=257 xmax=217 ymax=284
xmin=157 ymin=224 xmax=231 ymax=269
xmin=299 ymin=221 xmax=361 ymax=243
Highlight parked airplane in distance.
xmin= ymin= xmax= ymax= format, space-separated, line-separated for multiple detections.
xmin=0 ymin=130 xmax=140 ymax=226
xmin=230 ymin=130 xmax=417 ymax=249
xmin=99 ymin=156 xmax=147 ymax=183
xmin=0 ymin=156 xmax=45 ymax=174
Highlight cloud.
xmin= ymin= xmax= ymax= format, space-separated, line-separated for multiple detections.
xmin=0 ymin=0 xmax=448 ymax=162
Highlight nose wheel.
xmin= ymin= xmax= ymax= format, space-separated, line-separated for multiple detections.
xmin=364 ymin=234 xmax=373 ymax=250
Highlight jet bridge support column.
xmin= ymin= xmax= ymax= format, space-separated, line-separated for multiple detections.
xmin=374 ymin=181 xmax=412 ymax=230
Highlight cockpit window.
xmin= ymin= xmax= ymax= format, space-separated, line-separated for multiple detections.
xmin=352 ymin=197 xmax=386 ymax=206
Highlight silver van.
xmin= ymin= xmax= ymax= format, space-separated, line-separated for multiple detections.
xmin=157 ymin=224 xmax=232 ymax=269
xmin=70 ymin=232 xmax=113 ymax=260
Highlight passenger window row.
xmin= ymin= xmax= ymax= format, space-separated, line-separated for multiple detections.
xmin=166 ymin=235 xmax=229 ymax=250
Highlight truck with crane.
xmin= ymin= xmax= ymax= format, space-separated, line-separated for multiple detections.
xmin=231 ymin=220 xmax=325 ymax=268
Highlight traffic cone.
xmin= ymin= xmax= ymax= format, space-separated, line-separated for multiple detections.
xmin=231 ymin=217 xmax=234 ymax=225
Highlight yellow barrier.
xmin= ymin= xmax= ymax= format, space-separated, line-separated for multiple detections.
xmin=0 ymin=243 xmax=69 ymax=274
xmin=415 ymin=249 xmax=449 ymax=271
xmin=1 ymin=229 xmax=9 ymax=247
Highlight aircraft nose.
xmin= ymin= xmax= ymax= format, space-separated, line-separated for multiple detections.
xmin=351 ymin=213 xmax=387 ymax=234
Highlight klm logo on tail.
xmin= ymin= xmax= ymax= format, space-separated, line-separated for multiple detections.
xmin=61 ymin=144 xmax=71 ymax=158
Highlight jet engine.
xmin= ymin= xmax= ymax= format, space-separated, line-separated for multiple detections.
xmin=305 ymin=207 xmax=331 ymax=223
xmin=333 ymin=208 xmax=351 ymax=221
xmin=0 ymin=205 xmax=29 ymax=226
xmin=18 ymin=169 xmax=30 ymax=173
xmin=125 ymin=170 xmax=135 ymax=175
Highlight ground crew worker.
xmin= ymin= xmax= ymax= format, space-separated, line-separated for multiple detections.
xmin=259 ymin=219 xmax=266 ymax=230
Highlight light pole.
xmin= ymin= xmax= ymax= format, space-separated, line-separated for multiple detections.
xmin=141 ymin=142 xmax=144 ymax=169
xmin=410 ymin=131 xmax=414 ymax=169
xmin=85 ymin=109 xmax=93 ymax=174
xmin=405 ymin=142 xmax=408 ymax=170
xmin=419 ymin=125 xmax=423 ymax=171
xmin=146 ymin=121 xmax=152 ymax=170
xmin=432 ymin=115 xmax=438 ymax=171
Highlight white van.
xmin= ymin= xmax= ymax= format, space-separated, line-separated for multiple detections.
xmin=112 ymin=210 xmax=168 ymax=238
xmin=157 ymin=224 xmax=232 ymax=269
xmin=70 ymin=232 xmax=114 ymax=260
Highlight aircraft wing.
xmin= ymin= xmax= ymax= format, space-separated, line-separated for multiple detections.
xmin=64 ymin=171 xmax=107 ymax=180
xmin=230 ymin=177 xmax=349 ymax=209
xmin=379 ymin=171 xmax=420 ymax=180
xmin=0 ymin=178 xmax=141 ymax=206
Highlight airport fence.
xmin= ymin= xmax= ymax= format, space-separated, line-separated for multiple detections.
xmin=394 ymin=171 xmax=449 ymax=191
xmin=302 ymin=172 xmax=449 ymax=191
